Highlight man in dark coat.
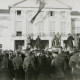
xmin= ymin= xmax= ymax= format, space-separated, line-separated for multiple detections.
xmin=38 ymin=53 xmax=48 ymax=80
xmin=67 ymin=33 xmax=74 ymax=50
xmin=69 ymin=51 xmax=80 ymax=80
xmin=23 ymin=51 xmax=35 ymax=80
xmin=13 ymin=52 xmax=24 ymax=80
xmin=36 ymin=36 xmax=41 ymax=50
xmin=55 ymin=32 xmax=61 ymax=47
xmin=0 ymin=52 xmax=13 ymax=80
xmin=51 ymin=47 xmax=67 ymax=80
xmin=34 ymin=53 xmax=40 ymax=80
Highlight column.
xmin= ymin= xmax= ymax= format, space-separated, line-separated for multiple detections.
xmin=22 ymin=10 xmax=27 ymax=37
xmin=10 ymin=9 xmax=16 ymax=50
xmin=55 ymin=11 xmax=60 ymax=34
xmin=24 ymin=40 xmax=27 ymax=49
xmin=49 ymin=40 xmax=52 ymax=48
xmin=66 ymin=11 xmax=71 ymax=34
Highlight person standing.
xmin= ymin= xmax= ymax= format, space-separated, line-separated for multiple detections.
xmin=38 ymin=52 xmax=48 ymax=80
xmin=51 ymin=47 xmax=67 ymax=80
xmin=23 ymin=51 xmax=35 ymax=80
xmin=55 ymin=32 xmax=61 ymax=47
xmin=36 ymin=36 xmax=41 ymax=50
xmin=69 ymin=51 xmax=80 ymax=80
xmin=0 ymin=52 xmax=12 ymax=80
xmin=67 ymin=33 xmax=74 ymax=50
xmin=13 ymin=51 xmax=23 ymax=80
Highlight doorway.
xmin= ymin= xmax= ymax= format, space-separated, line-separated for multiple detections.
xmin=15 ymin=40 xmax=24 ymax=50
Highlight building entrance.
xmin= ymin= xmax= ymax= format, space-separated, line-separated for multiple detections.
xmin=15 ymin=40 xmax=24 ymax=50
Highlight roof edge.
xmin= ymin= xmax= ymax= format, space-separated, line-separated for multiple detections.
xmin=56 ymin=0 xmax=72 ymax=10
xmin=11 ymin=7 xmax=71 ymax=10
xmin=8 ymin=0 xmax=72 ymax=10
xmin=8 ymin=0 xmax=26 ymax=8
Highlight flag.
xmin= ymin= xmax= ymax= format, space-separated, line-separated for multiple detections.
xmin=30 ymin=0 xmax=46 ymax=23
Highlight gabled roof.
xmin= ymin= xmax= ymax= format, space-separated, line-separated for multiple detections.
xmin=9 ymin=0 xmax=71 ymax=9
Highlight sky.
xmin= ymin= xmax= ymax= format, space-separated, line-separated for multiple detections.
xmin=0 ymin=0 xmax=80 ymax=10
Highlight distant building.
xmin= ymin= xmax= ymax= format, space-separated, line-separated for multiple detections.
xmin=0 ymin=9 xmax=13 ymax=51
xmin=0 ymin=0 xmax=80 ymax=50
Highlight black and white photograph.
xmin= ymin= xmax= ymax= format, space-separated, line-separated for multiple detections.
xmin=0 ymin=0 xmax=80 ymax=80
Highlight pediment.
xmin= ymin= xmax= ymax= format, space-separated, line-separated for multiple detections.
xmin=10 ymin=0 xmax=71 ymax=9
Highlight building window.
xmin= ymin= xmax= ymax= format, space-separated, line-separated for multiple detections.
xmin=74 ymin=19 xmax=80 ymax=33
xmin=38 ymin=21 xmax=44 ymax=36
xmin=61 ymin=22 xmax=66 ymax=36
xmin=17 ymin=10 xmax=21 ymax=15
xmin=16 ymin=31 xmax=22 ymax=36
xmin=27 ymin=22 xmax=33 ymax=35
xmin=75 ymin=27 xmax=80 ymax=33
xmin=50 ymin=21 xmax=55 ymax=36
xmin=50 ymin=11 xmax=55 ymax=16
xmin=15 ymin=21 xmax=22 ymax=31
xmin=49 ymin=11 xmax=55 ymax=16
xmin=15 ymin=21 xmax=22 ymax=36
xmin=50 ymin=11 xmax=53 ymax=16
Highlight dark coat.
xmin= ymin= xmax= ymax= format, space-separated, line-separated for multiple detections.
xmin=38 ymin=55 xmax=51 ymax=80
xmin=36 ymin=37 xmax=41 ymax=49
xmin=67 ymin=36 xmax=74 ymax=48
xmin=13 ymin=56 xmax=24 ymax=80
xmin=69 ymin=53 xmax=80 ymax=75
xmin=23 ymin=55 xmax=35 ymax=80
xmin=51 ymin=54 xmax=67 ymax=79
xmin=0 ymin=56 xmax=12 ymax=80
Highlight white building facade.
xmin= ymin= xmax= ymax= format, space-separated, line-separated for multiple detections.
xmin=0 ymin=0 xmax=80 ymax=50
xmin=0 ymin=10 xmax=14 ymax=51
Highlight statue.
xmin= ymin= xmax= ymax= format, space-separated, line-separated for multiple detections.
xmin=27 ymin=36 xmax=33 ymax=48
xmin=55 ymin=32 xmax=61 ymax=47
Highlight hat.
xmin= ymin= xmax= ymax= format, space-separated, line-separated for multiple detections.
xmin=48 ymin=48 xmax=52 ymax=52
xmin=30 ymin=48 xmax=34 ymax=52
xmin=44 ymin=48 xmax=48 ymax=51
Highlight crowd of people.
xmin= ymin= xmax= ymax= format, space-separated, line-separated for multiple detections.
xmin=0 ymin=33 xmax=80 ymax=80
xmin=0 ymin=46 xmax=80 ymax=80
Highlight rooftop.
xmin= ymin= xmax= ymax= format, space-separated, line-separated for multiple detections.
xmin=10 ymin=0 xmax=71 ymax=9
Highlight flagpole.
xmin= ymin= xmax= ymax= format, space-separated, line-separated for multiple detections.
xmin=30 ymin=0 xmax=45 ymax=23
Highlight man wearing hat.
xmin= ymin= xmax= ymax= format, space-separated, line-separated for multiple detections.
xmin=13 ymin=51 xmax=23 ymax=80
xmin=69 ymin=51 xmax=80 ymax=80
xmin=36 ymin=36 xmax=41 ymax=50
xmin=67 ymin=33 xmax=74 ymax=50
xmin=23 ymin=50 xmax=35 ymax=80
xmin=51 ymin=47 xmax=67 ymax=80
